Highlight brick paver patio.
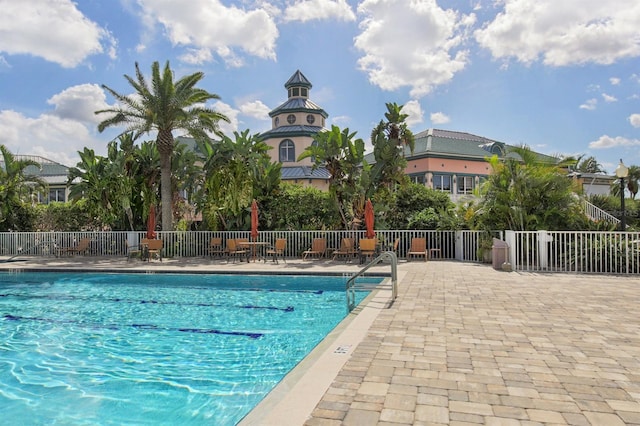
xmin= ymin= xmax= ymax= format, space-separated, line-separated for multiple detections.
xmin=306 ymin=262 xmax=640 ymax=425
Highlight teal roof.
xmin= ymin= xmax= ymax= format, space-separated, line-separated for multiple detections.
xmin=268 ymin=98 xmax=328 ymax=118
xmin=259 ymin=125 xmax=324 ymax=140
xmin=281 ymin=166 xmax=330 ymax=180
xmin=285 ymin=70 xmax=312 ymax=89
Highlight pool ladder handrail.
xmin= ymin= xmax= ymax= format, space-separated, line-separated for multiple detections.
xmin=346 ymin=251 xmax=398 ymax=312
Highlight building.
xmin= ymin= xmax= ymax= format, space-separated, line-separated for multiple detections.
xmin=15 ymin=155 xmax=71 ymax=203
xmin=258 ymin=70 xmax=330 ymax=189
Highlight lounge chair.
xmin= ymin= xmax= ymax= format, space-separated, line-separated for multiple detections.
xmin=332 ymin=238 xmax=357 ymax=261
xmin=225 ymin=239 xmax=248 ymax=263
xmin=206 ymin=237 xmax=224 ymax=258
xmin=126 ymin=239 xmax=143 ymax=261
xmin=302 ymin=238 xmax=326 ymax=260
xmin=407 ymin=237 xmax=427 ymax=261
xmin=60 ymin=238 xmax=91 ymax=257
xmin=145 ymin=239 xmax=163 ymax=262
xmin=265 ymin=238 xmax=287 ymax=264
xmin=358 ymin=238 xmax=377 ymax=264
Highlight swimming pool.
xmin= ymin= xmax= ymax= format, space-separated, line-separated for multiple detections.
xmin=0 ymin=272 xmax=379 ymax=425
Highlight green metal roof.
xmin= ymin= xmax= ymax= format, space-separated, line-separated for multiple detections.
xmin=285 ymin=70 xmax=312 ymax=89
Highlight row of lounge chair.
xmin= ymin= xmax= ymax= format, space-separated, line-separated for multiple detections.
xmin=302 ymin=237 xmax=438 ymax=262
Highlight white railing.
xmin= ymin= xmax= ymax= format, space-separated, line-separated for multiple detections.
xmin=506 ymin=230 xmax=640 ymax=274
xmin=583 ymin=200 xmax=621 ymax=226
xmin=2 ymin=229 xmax=636 ymax=275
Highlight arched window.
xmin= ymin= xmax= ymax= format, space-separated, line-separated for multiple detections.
xmin=279 ymin=139 xmax=295 ymax=162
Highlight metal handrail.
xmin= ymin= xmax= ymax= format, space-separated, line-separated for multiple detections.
xmin=346 ymin=251 xmax=398 ymax=312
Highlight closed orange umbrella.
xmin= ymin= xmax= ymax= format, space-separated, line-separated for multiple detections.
xmin=146 ymin=205 xmax=157 ymax=239
xmin=250 ymin=199 xmax=259 ymax=241
xmin=364 ymin=199 xmax=375 ymax=239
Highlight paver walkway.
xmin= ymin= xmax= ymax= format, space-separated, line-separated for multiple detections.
xmin=306 ymin=262 xmax=640 ymax=425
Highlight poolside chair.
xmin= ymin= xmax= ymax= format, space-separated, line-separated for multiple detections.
xmin=65 ymin=238 xmax=92 ymax=256
xmin=407 ymin=237 xmax=427 ymax=261
xmin=206 ymin=237 xmax=224 ymax=258
xmin=126 ymin=239 xmax=143 ymax=261
xmin=358 ymin=238 xmax=377 ymax=264
xmin=332 ymin=238 xmax=357 ymax=262
xmin=145 ymin=239 xmax=163 ymax=262
xmin=225 ymin=239 xmax=248 ymax=263
xmin=302 ymin=238 xmax=326 ymax=260
xmin=265 ymin=238 xmax=287 ymax=264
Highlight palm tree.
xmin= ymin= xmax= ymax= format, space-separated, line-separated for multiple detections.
xmin=370 ymin=102 xmax=415 ymax=192
xmin=95 ymin=60 xmax=229 ymax=230
xmin=298 ymin=125 xmax=366 ymax=229
xmin=0 ymin=145 xmax=46 ymax=231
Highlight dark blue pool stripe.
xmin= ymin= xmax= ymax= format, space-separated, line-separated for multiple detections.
xmin=0 ymin=293 xmax=295 ymax=312
xmin=3 ymin=314 xmax=263 ymax=339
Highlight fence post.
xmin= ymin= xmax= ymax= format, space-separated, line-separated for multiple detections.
xmin=537 ymin=230 xmax=552 ymax=270
xmin=455 ymin=231 xmax=463 ymax=261
xmin=505 ymin=230 xmax=516 ymax=270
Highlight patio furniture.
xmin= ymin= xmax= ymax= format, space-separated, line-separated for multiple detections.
xmin=226 ymin=239 xmax=248 ymax=263
xmin=265 ymin=238 xmax=287 ymax=264
xmin=206 ymin=237 xmax=225 ymax=258
xmin=358 ymin=238 xmax=377 ymax=264
xmin=407 ymin=237 xmax=427 ymax=261
xmin=145 ymin=239 xmax=163 ymax=262
xmin=126 ymin=239 xmax=143 ymax=261
xmin=59 ymin=238 xmax=92 ymax=257
xmin=302 ymin=238 xmax=326 ymax=260
xmin=332 ymin=238 xmax=357 ymax=261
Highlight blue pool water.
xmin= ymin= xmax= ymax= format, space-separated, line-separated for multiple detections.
xmin=0 ymin=272 xmax=379 ymax=425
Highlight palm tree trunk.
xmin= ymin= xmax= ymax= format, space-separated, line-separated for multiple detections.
xmin=157 ymin=130 xmax=174 ymax=231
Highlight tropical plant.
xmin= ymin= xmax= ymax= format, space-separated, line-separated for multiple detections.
xmin=298 ymin=125 xmax=367 ymax=229
xmin=0 ymin=145 xmax=47 ymax=231
xmin=473 ymin=145 xmax=586 ymax=231
xmin=95 ymin=60 xmax=229 ymax=231
xmin=386 ymin=183 xmax=457 ymax=230
xmin=370 ymin=102 xmax=415 ymax=193
xmin=196 ymin=130 xmax=276 ymax=230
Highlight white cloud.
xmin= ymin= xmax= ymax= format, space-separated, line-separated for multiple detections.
xmin=284 ymin=0 xmax=356 ymax=22
xmin=212 ymin=101 xmax=240 ymax=135
xmin=0 ymin=0 xmax=112 ymax=67
xmin=47 ymin=84 xmax=112 ymax=125
xmin=137 ymin=0 xmax=278 ymax=66
xmin=430 ymin=112 xmax=451 ymax=125
xmin=610 ymin=77 xmax=621 ymax=85
xmin=0 ymin=110 xmax=103 ymax=166
xmin=629 ymin=113 xmax=640 ymax=128
xmin=354 ymin=0 xmax=475 ymax=97
xmin=602 ymin=93 xmax=617 ymax=103
xmin=475 ymin=0 xmax=640 ymax=66
xmin=589 ymin=135 xmax=640 ymax=149
xmin=400 ymin=101 xmax=423 ymax=127
xmin=239 ymin=101 xmax=271 ymax=120
xmin=579 ymin=98 xmax=597 ymax=110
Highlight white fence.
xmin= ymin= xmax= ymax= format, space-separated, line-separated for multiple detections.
xmin=505 ymin=230 xmax=640 ymax=274
xmin=1 ymin=230 xmax=637 ymax=275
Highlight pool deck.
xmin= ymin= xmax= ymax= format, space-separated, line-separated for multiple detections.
xmin=2 ymin=256 xmax=639 ymax=425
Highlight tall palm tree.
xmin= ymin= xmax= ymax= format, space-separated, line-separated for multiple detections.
xmin=95 ymin=60 xmax=229 ymax=230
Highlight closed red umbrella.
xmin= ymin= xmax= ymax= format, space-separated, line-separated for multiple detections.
xmin=250 ymin=199 xmax=259 ymax=241
xmin=146 ymin=205 xmax=157 ymax=239
xmin=364 ymin=199 xmax=375 ymax=239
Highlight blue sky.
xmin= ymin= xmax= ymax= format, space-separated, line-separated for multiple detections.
xmin=1 ymin=0 xmax=639 ymax=174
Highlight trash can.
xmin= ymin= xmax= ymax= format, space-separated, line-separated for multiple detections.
xmin=491 ymin=238 xmax=509 ymax=270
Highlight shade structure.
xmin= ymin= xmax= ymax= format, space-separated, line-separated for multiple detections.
xmin=146 ymin=205 xmax=157 ymax=239
xmin=364 ymin=199 xmax=375 ymax=239
xmin=250 ymin=199 xmax=259 ymax=241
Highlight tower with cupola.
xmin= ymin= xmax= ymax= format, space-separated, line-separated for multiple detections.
xmin=259 ymin=70 xmax=329 ymax=189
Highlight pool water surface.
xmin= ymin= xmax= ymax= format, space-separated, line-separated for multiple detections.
xmin=0 ymin=272 xmax=377 ymax=425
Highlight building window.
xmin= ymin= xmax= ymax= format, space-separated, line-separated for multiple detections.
xmin=301 ymin=88 xmax=308 ymax=97
xmin=306 ymin=114 xmax=315 ymax=124
xmin=433 ymin=174 xmax=452 ymax=192
xmin=287 ymin=114 xmax=296 ymax=124
xmin=274 ymin=117 xmax=279 ymax=126
xmin=409 ymin=174 xmax=425 ymax=185
xmin=48 ymin=188 xmax=66 ymax=203
xmin=457 ymin=176 xmax=474 ymax=194
xmin=291 ymin=87 xmax=300 ymax=97
xmin=279 ymin=139 xmax=295 ymax=162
